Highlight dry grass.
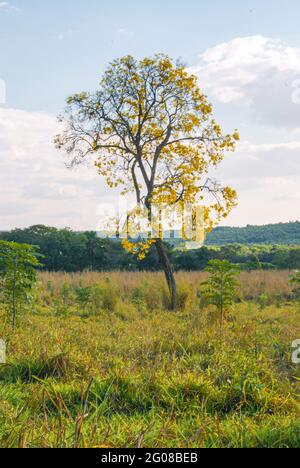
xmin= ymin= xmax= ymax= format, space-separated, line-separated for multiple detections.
xmin=39 ymin=270 xmax=293 ymax=301
xmin=0 ymin=270 xmax=299 ymax=448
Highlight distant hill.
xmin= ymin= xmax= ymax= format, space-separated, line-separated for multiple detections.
xmin=100 ymin=221 xmax=300 ymax=246
xmin=205 ymin=221 xmax=300 ymax=246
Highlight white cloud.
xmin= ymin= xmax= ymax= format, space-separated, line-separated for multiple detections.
xmin=0 ymin=108 xmax=117 ymax=230
xmin=241 ymin=141 xmax=300 ymax=152
xmin=189 ymin=35 xmax=300 ymax=225
xmin=0 ymin=2 xmax=21 ymax=13
xmin=218 ymin=140 xmax=300 ymax=182
xmin=191 ymin=35 xmax=300 ymax=128
xmin=215 ymin=140 xmax=300 ymax=226
xmin=0 ymin=107 xmax=299 ymax=230
xmin=1 ymin=33 xmax=300 ymax=230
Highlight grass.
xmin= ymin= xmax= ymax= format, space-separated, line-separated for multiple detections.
xmin=0 ymin=270 xmax=299 ymax=448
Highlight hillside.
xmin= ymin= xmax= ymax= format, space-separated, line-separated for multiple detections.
xmin=205 ymin=222 xmax=300 ymax=246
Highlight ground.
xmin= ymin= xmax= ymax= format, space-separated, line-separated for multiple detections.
xmin=0 ymin=271 xmax=299 ymax=448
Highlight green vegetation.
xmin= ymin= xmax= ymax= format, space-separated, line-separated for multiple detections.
xmin=290 ymin=271 xmax=300 ymax=307
xmin=0 ymin=241 xmax=41 ymax=329
xmin=0 ymin=270 xmax=299 ymax=448
xmin=205 ymin=221 xmax=300 ymax=245
xmin=201 ymin=260 xmax=240 ymax=328
xmin=0 ymin=225 xmax=299 ymax=273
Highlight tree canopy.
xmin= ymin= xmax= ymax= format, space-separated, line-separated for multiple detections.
xmin=56 ymin=54 xmax=239 ymax=250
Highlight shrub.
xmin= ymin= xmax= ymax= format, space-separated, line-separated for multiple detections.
xmin=201 ymin=260 xmax=240 ymax=328
xmin=0 ymin=241 xmax=42 ymax=329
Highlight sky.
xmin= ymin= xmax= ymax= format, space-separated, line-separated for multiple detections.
xmin=0 ymin=0 xmax=300 ymax=230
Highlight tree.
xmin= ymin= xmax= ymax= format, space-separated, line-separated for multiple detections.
xmin=201 ymin=260 xmax=240 ymax=328
xmin=0 ymin=241 xmax=42 ymax=329
xmin=55 ymin=54 xmax=239 ymax=309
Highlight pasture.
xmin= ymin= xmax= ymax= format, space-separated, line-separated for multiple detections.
xmin=0 ymin=271 xmax=299 ymax=448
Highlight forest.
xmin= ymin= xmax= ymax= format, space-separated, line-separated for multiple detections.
xmin=205 ymin=221 xmax=300 ymax=245
xmin=0 ymin=224 xmax=299 ymax=272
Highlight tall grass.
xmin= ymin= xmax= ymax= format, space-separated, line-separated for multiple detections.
xmin=39 ymin=270 xmax=293 ymax=302
xmin=0 ymin=271 xmax=299 ymax=448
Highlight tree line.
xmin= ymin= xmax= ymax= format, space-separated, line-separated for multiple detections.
xmin=205 ymin=221 xmax=300 ymax=245
xmin=0 ymin=225 xmax=299 ymax=272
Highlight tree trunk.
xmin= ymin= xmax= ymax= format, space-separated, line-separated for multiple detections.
xmin=155 ymin=238 xmax=177 ymax=310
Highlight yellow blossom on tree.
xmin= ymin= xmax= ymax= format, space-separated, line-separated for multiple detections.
xmin=55 ymin=54 xmax=239 ymax=309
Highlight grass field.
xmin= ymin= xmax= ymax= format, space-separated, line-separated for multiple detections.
xmin=0 ymin=271 xmax=299 ymax=448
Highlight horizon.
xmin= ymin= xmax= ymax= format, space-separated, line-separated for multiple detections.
xmin=1 ymin=219 xmax=299 ymax=233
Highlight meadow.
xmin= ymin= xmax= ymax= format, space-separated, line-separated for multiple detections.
xmin=0 ymin=270 xmax=299 ymax=448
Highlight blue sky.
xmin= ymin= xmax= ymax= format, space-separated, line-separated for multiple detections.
xmin=2 ymin=0 xmax=300 ymax=112
xmin=0 ymin=0 xmax=300 ymax=230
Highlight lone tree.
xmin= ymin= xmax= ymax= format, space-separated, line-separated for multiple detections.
xmin=56 ymin=55 xmax=239 ymax=309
